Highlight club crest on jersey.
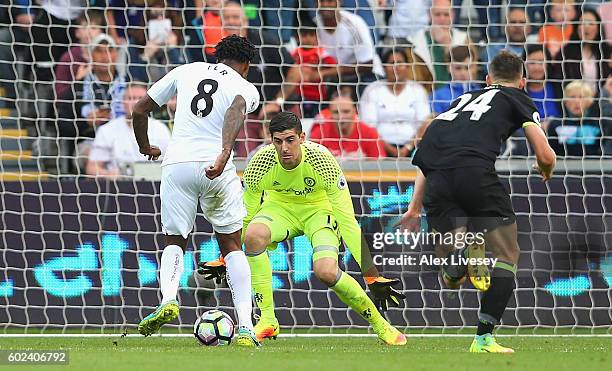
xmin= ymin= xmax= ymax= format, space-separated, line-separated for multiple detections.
xmin=304 ymin=177 xmax=316 ymax=187
xmin=337 ymin=176 xmax=347 ymax=190
xmin=532 ymin=111 xmax=541 ymax=125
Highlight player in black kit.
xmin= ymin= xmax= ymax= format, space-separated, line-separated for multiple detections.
xmin=397 ymin=51 xmax=556 ymax=353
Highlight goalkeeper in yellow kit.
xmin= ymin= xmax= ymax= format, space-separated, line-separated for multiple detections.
xmin=201 ymin=112 xmax=406 ymax=345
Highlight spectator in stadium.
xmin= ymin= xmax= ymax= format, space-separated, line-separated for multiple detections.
xmin=281 ymin=24 xmax=337 ymax=118
xmin=219 ymin=1 xmax=294 ymax=103
xmin=314 ymin=0 xmax=384 ymax=97
xmin=54 ymin=9 xmax=105 ymax=100
xmin=30 ymin=0 xmax=86 ymax=81
xmin=310 ymin=94 xmax=385 ymax=158
xmin=506 ymin=44 xmax=562 ymax=156
xmin=247 ymin=122 xmax=272 ymax=159
xmin=57 ymin=34 xmax=127 ymax=140
xmin=338 ymin=0 xmax=380 ymax=42
xmin=106 ymin=0 xmax=146 ymax=45
xmin=429 ymin=45 xmax=480 ymax=114
xmin=403 ymin=44 xmax=436 ymax=94
xmin=217 ymin=1 xmax=296 ymax=156
xmin=86 ymin=83 xmax=171 ymax=178
xmin=547 ymin=80 xmax=608 ymax=157
xmin=552 ymin=7 xmax=612 ymax=96
xmin=511 ymin=0 xmax=546 ymax=30
xmin=106 ymin=0 xmax=184 ymax=45
xmin=604 ymin=76 xmax=612 ymax=115
xmin=0 ymin=0 xmax=85 ymax=121
xmin=301 ymin=0 xmax=380 ymax=42
xmin=481 ymin=7 xmax=536 ymax=64
xmin=152 ymin=94 xmax=177 ymax=130
xmin=197 ymin=0 xmax=224 ymax=61
xmin=359 ymin=48 xmax=431 ymax=157
xmin=384 ymin=0 xmax=430 ymax=45
xmin=0 ymin=1 xmax=34 ymax=102
xmin=409 ymin=0 xmax=469 ymax=87
xmin=452 ymin=0 xmax=502 ymax=42
xmin=127 ymin=4 xmax=184 ymax=83
xmin=538 ymin=0 xmax=577 ymax=59
xmin=260 ymin=0 xmax=299 ymax=43
xmin=603 ymin=76 xmax=612 ymax=154
xmin=524 ymin=44 xmax=561 ymax=120
xmin=601 ymin=2 xmax=612 ymax=45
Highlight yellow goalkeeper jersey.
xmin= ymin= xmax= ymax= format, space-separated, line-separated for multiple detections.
xmin=242 ymin=140 xmax=365 ymax=267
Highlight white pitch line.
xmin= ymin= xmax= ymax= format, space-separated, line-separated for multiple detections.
xmin=0 ymin=334 xmax=610 ymax=338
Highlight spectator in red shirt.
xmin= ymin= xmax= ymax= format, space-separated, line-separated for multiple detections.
xmin=202 ymin=0 xmax=224 ymax=60
xmin=289 ymin=26 xmax=337 ymax=118
xmin=260 ymin=22 xmax=337 ymax=119
xmin=310 ymin=95 xmax=385 ymax=158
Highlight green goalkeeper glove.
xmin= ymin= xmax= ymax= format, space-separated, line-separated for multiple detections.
xmin=366 ymin=276 xmax=406 ymax=312
xmin=197 ymin=258 xmax=226 ymax=284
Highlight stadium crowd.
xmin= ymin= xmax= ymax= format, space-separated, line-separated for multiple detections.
xmin=0 ymin=0 xmax=610 ymax=176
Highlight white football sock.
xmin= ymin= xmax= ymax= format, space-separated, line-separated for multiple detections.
xmin=224 ymin=250 xmax=254 ymax=330
xmin=160 ymin=245 xmax=184 ymax=304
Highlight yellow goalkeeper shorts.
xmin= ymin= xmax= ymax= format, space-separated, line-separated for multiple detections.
xmin=249 ymin=201 xmax=341 ymax=260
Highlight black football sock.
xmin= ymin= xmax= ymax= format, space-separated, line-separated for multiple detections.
xmin=477 ymin=261 xmax=517 ymax=336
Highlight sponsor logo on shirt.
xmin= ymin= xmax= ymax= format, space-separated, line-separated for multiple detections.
xmin=274 ymin=187 xmax=314 ymax=196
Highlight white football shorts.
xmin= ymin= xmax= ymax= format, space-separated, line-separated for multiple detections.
xmin=160 ymin=161 xmax=246 ymax=237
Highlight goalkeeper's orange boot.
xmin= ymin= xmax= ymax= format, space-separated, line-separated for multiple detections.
xmin=206 ymin=257 xmax=225 ymax=267
xmin=254 ymin=317 xmax=280 ymax=341
xmin=374 ymin=322 xmax=407 ymax=346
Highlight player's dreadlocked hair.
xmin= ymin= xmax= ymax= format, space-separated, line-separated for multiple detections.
xmin=215 ymin=34 xmax=257 ymax=64
xmin=269 ymin=112 xmax=302 ymax=135
xmin=489 ymin=50 xmax=524 ymax=83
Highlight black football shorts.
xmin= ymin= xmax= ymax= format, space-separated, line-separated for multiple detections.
xmin=422 ymin=167 xmax=516 ymax=234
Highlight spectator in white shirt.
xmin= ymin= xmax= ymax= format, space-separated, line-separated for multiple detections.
xmin=315 ymin=0 xmax=384 ymax=97
xmin=86 ymin=83 xmax=171 ymax=178
xmin=359 ymin=48 xmax=431 ymax=157
xmin=409 ymin=0 xmax=469 ymax=87
xmin=385 ymin=0 xmax=431 ymax=44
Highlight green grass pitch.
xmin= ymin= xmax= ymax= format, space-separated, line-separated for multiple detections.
xmin=1 ymin=335 xmax=610 ymax=371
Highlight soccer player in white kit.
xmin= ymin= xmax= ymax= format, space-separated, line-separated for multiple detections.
xmin=131 ymin=35 xmax=261 ymax=347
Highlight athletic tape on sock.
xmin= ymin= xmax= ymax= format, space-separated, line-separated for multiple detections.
xmin=313 ymin=245 xmax=339 ymax=261
xmin=329 ymin=267 xmax=342 ymax=286
xmin=245 ymin=249 xmax=266 ymax=257
xmin=478 ymin=312 xmax=498 ymax=326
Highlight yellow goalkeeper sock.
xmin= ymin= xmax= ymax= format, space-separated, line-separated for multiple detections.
xmin=330 ymin=271 xmax=385 ymax=327
xmin=246 ymin=251 xmax=276 ymax=321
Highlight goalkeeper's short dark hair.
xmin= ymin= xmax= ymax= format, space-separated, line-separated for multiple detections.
xmin=269 ymin=112 xmax=302 ymax=135
xmin=215 ymin=34 xmax=257 ymax=64
xmin=489 ymin=50 xmax=524 ymax=83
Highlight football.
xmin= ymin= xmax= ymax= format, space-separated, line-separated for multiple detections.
xmin=193 ymin=310 xmax=235 ymax=346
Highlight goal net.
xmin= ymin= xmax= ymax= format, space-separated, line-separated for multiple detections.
xmin=0 ymin=0 xmax=610 ymax=334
